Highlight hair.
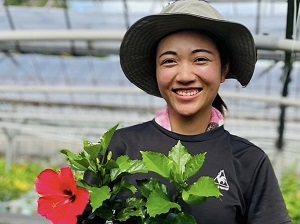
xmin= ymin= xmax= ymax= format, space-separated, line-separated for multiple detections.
xmin=213 ymin=93 xmax=227 ymax=115
xmin=155 ymin=29 xmax=230 ymax=115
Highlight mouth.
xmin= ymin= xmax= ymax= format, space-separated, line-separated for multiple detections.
xmin=173 ymin=88 xmax=203 ymax=96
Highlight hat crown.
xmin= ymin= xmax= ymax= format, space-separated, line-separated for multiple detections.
xmin=161 ymin=0 xmax=224 ymax=20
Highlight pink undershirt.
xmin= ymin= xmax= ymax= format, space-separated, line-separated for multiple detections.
xmin=154 ymin=107 xmax=224 ymax=132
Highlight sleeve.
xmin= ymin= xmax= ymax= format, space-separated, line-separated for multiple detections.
xmin=245 ymin=155 xmax=292 ymax=224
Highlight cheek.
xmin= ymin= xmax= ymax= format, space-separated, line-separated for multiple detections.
xmin=196 ymin=67 xmax=223 ymax=86
xmin=156 ymin=68 xmax=173 ymax=89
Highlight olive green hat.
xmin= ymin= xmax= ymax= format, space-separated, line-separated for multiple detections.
xmin=120 ymin=0 xmax=257 ymax=97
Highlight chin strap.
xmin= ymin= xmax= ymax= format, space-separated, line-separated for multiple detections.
xmin=154 ymin=107 xmax=224 ymax=132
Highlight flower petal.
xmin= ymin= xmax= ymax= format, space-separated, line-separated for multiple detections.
xmin=37 ymin=195 xmax=68 ymax=217
xmin=38 ymin=197 xmax=78 ymax=224
xmin=71 ymin=187 xmax=90 ymax=215
xmin=51 ymin=212 xmax=77 ymax=224
xmin=35 ymin=169 xmax=62 ymax=196
xmin=59 ymin=167 xmax=77 ymax=193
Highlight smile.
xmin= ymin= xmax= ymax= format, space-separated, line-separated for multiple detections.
xmin=174 ymin=89 xmax=202 ymax=96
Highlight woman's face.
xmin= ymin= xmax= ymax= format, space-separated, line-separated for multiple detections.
xmin=156 ymin=31 xmax=228 ymax=119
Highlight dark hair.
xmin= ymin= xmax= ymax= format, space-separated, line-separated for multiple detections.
xmin=213 ymin=93 xmax=227 ymax=115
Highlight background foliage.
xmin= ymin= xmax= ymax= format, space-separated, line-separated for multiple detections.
xmin=280 ymin=164 xmax=300 ymax=224
xmin=0 ymin=158 xmax=42 ymax=201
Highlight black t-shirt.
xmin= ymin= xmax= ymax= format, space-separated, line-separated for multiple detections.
xmin=107 ymin=120 xmax=291 ymax=224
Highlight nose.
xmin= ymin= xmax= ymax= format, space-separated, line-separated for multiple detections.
xmin=176 ymin=63 xmax=196 ymax=84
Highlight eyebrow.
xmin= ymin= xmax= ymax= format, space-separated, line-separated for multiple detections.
xmin=158 ymin=49 xmax=213 ymax=58
xmin=158 ymin=50 xmax=177 ymax=58
xmin=192 ymin=49 xmax=213 ymax=54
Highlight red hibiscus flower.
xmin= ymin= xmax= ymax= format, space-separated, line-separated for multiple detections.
xmin=35 ymin=167 xmax=90 ymax=224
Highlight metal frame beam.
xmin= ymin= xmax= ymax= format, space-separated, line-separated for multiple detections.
xmin=276 ymin=0 xmax=300 ymax=150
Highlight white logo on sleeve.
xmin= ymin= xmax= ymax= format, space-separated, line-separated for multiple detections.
xmin=214 ymin=170 xmax=229 ymax=191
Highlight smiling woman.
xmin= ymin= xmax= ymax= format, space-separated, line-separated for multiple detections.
xmin=80 ymin=0 xmax=292 ymax=223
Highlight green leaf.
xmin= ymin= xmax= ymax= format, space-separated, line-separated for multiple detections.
xmin=93 ymin=205 xmax=114 ymax=221
xmin=60 ymin=149 xmax=89 ymax=171
xmin=174 ymin=212 xmax=197 ymax=224
xmin=85 ymin=152 xmax=98 ymax=171
xmin=76 ymin=179 xmax=93 ymax=191
xmin=185 ymin=152 xmax=206 ymax=179
xmin=137 ymin=178 xmax=168 ymax=198
xmin=141 ymin=151 xmax=170 ymax=179
xmin=90 ymin=186 xmax=111 ymax=212
xmin=110 ymin=156 xmax=130 ymax=180
xmin=112 ymin=181 xmax=137 ymax=195
xmin=99 ymin=124 xmax=119 ymax=156
xmin=126 ymin=159 xmax=148 ymax=175
xmin=110 ymin=155 xmax=148 ymax=181
xmin=118 ymin=208 xmax=145 ymax=222
xmin=146 ymin=189 xmax=181 ymax=217
xmin=182 ymin=176 xmax=222 ymax=205
xmin=169 ymin=163 xmax=185 ymax=186
xmin=117 ymin=198 xmax=146 ymax=221
xmin=102 ymin=159 xmax=119 ymax=170
xmin=83 ymin=141 xmax=102 ymax=159
xmin=169 ymin=141 xmax=191 ymax=175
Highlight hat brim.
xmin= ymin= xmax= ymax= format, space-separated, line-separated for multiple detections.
xmin=120 ymin=13 xmax=257 ymax=97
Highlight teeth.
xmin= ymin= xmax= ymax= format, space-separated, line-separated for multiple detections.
xmin=176 ymin=89 xmax=200 ymax=96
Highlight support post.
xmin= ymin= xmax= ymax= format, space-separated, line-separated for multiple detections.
xmin=276 ymin=0 xmax=300 ymax=150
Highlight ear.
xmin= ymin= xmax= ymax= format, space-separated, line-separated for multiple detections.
xmin=221 ymin=63 xmax=230 ymax=83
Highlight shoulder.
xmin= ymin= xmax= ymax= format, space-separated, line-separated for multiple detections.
xmin=225 ymin=132 xmax=273 ymax=190
xmin=228 ymin=132 xmax=267 ymax=161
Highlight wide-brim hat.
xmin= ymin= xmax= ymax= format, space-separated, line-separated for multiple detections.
xmin=120 ymin=0 xmax=257 ymax=97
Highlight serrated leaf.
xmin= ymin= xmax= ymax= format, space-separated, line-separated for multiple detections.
xmin=125 ymin=197 xmax=146 ymax=208
xmin=146 ymin=190 xmax=181 ymax=217
xmin=141 ymin=151 xmax=170 ymax=179
xmin=116 ymin=155 xmax=131 ymax=169
xmin=126 ymin=159 xmax=148 ymax=175
xmin=185 ymin=152 xmax=206 ymax=179
xmin=169 ymin=141 xmax=191 ymax=175
xmin=174 ymin=212 xmax=197 ymax=224
xmin=76 ymin=179 xmax=93 ymax=191
xmin=83 ymin=141 xmax=102 ymax=158
xmin=60 ymin=149 xmax=89 ymax=171
xmin=117 ymin=198 xmax=145 ymax=221
xmin=137 ymin=178 xmax=168 ymax=198
xmin=110 ymin=155 xmax=148 ymax=181
xmin=99 ymin=124 xmax=119 ymax=156
xmin=118 ymin=208 xmax=144 ymax=221
xmin=112 ymin=181 xmax=137 ymax=195
xmin=90 ymin=186 xmax=111 ymax=212
xmin=182 ymin=176 xmax=222 ymax=205
xmin=170 ymin=165 xmax=185 ymax=186
xmin=110 ymin=156 xmax=130 ymax=180
xmin=87 ymin=155 xmax=98 ymax=171
xmin=93 ymin=205 xmax=114 ymax=220
xmin=102 ymin=159 xmax=119 ymax=170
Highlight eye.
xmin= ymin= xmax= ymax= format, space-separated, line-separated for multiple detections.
xmin=161 ymin=58 xmax=177 ymax=66
xmin=195 ymin=57 xmax=208 ymax=64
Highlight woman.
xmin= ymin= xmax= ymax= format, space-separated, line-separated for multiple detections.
xmin=84 ymin=0 xmax=291 ymax=223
